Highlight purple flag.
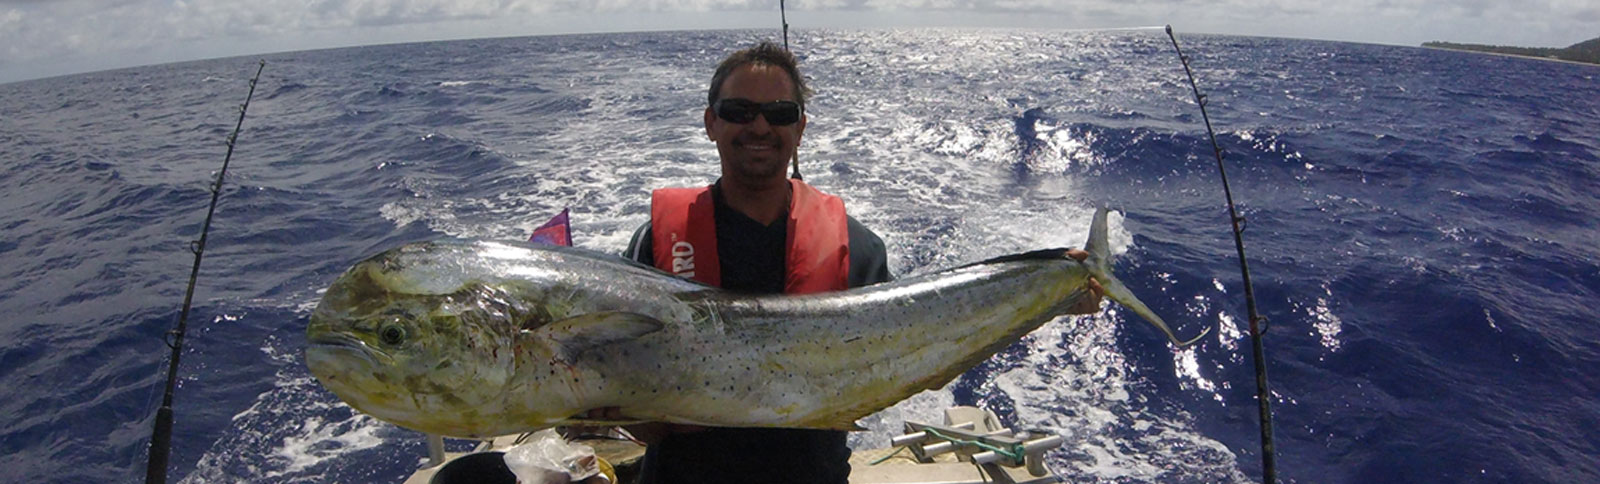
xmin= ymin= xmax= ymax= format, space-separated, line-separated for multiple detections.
xmin=528 ymin=208 xmax=572 ymax=246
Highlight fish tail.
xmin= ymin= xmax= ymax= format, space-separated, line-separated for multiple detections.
xmin=1083 ymin=208 xmax=1211 ymax=348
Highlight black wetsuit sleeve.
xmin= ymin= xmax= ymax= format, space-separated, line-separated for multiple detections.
xmin=846 ymin=215 xmax=893 ymax=287
xmin=624 ymin=220 xmax=654 ymax=266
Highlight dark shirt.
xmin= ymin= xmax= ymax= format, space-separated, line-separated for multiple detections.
xmin=622 ymin=182 xmax=893 ymax=484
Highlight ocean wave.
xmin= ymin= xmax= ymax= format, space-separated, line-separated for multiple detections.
xmin=2 ymin=29 xmax=1598 ymax=484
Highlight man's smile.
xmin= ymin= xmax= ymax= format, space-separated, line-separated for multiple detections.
xmin=736 ymin=138 xmax=778 ymax=151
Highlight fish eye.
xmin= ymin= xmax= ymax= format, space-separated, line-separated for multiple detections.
xmin=379 ymin=324 xmax=407 ymax=346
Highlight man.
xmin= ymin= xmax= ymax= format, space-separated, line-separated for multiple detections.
xmin=604 ymin=41 xmax=1103 ymax=484
xmin=624 ymin=41 xmax=893 ymax=294
xmin=616 ymin=41 xmax=889 ymax=484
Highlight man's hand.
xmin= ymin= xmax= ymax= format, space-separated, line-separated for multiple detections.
xmin=1065 ymin=249 xmax=1105 ymax=315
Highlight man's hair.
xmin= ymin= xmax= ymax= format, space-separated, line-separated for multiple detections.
xmin=707 ymin=41 xmax=812 ymax=110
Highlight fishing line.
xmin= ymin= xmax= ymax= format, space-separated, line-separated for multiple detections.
xmin=145 ymin=59 xmax=265 ymax=484
xmin=1163 ymin=26 xmax=1278 ymax=483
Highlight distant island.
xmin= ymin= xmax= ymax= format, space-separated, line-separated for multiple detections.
xmin=1423 ymin=36 xmax=1600 ymax=65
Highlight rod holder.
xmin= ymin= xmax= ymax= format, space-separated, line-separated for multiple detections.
xmin=426 ymin=434 xmax=447 ymax=468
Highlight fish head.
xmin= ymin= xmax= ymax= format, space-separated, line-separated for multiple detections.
xmin=305 ymin=242 xmax=527 ymax=438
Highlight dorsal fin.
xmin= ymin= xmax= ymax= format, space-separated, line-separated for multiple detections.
xmin=955 ymin=248 xmax=1072 ymax=270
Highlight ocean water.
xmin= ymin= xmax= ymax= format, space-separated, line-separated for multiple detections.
xmin=1 ymin=29 xmax=1596 ymax=483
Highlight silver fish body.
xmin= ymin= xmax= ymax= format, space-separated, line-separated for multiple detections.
xmin=305 ymin=208 xmax=1205 ymax=438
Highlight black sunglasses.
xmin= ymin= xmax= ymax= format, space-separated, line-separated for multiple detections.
xmin=713 ymin=99 xmax=802 ymax=126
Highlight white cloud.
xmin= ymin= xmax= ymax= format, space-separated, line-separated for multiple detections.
xmin=2 ymin=0 xmax=1595 ymax=83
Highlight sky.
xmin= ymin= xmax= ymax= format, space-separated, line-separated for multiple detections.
xmin=1 ymin=0 xmax=1596 ymax=84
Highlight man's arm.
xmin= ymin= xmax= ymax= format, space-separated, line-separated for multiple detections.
xmin=624 ymin=221 xmax=653 ymax=265
xmin=845 ymin=215 xmax=893 ymax=288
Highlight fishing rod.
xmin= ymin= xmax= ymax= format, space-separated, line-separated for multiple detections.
xmin=778 ymin=0 xmax=804 ymax=180
xmin=779 ymin=0 xmax=791 ymax=51
xmin=145 ymin=59 xmax=265 ymax=484
xmin=1163 ymin=26 xmax=1277 ymax=483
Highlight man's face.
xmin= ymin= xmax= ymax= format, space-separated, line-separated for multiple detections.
xmin=705 ymin=63 xmax=807 ymax=185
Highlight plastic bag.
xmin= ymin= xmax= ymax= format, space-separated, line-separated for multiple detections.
xmin=502 ymin=429 xmax=605 ymax=484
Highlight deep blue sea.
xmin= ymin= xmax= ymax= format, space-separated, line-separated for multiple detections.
xmin=1 ymin=29 xmax=1596 ymax=483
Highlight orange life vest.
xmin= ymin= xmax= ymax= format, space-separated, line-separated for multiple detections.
xmin=650 ymin=179 xmax=850 ymax=294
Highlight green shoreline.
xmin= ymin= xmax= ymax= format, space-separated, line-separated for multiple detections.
xmin=1422 ymin=37 xmax=1600 ymax=66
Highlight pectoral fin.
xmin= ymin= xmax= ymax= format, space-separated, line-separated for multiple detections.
xmin=537 ymin=311 xmax=665 ymax=361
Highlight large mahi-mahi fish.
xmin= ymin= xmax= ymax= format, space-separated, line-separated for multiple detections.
xmin=305 ymin=208 xmax=1207 ymax=438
